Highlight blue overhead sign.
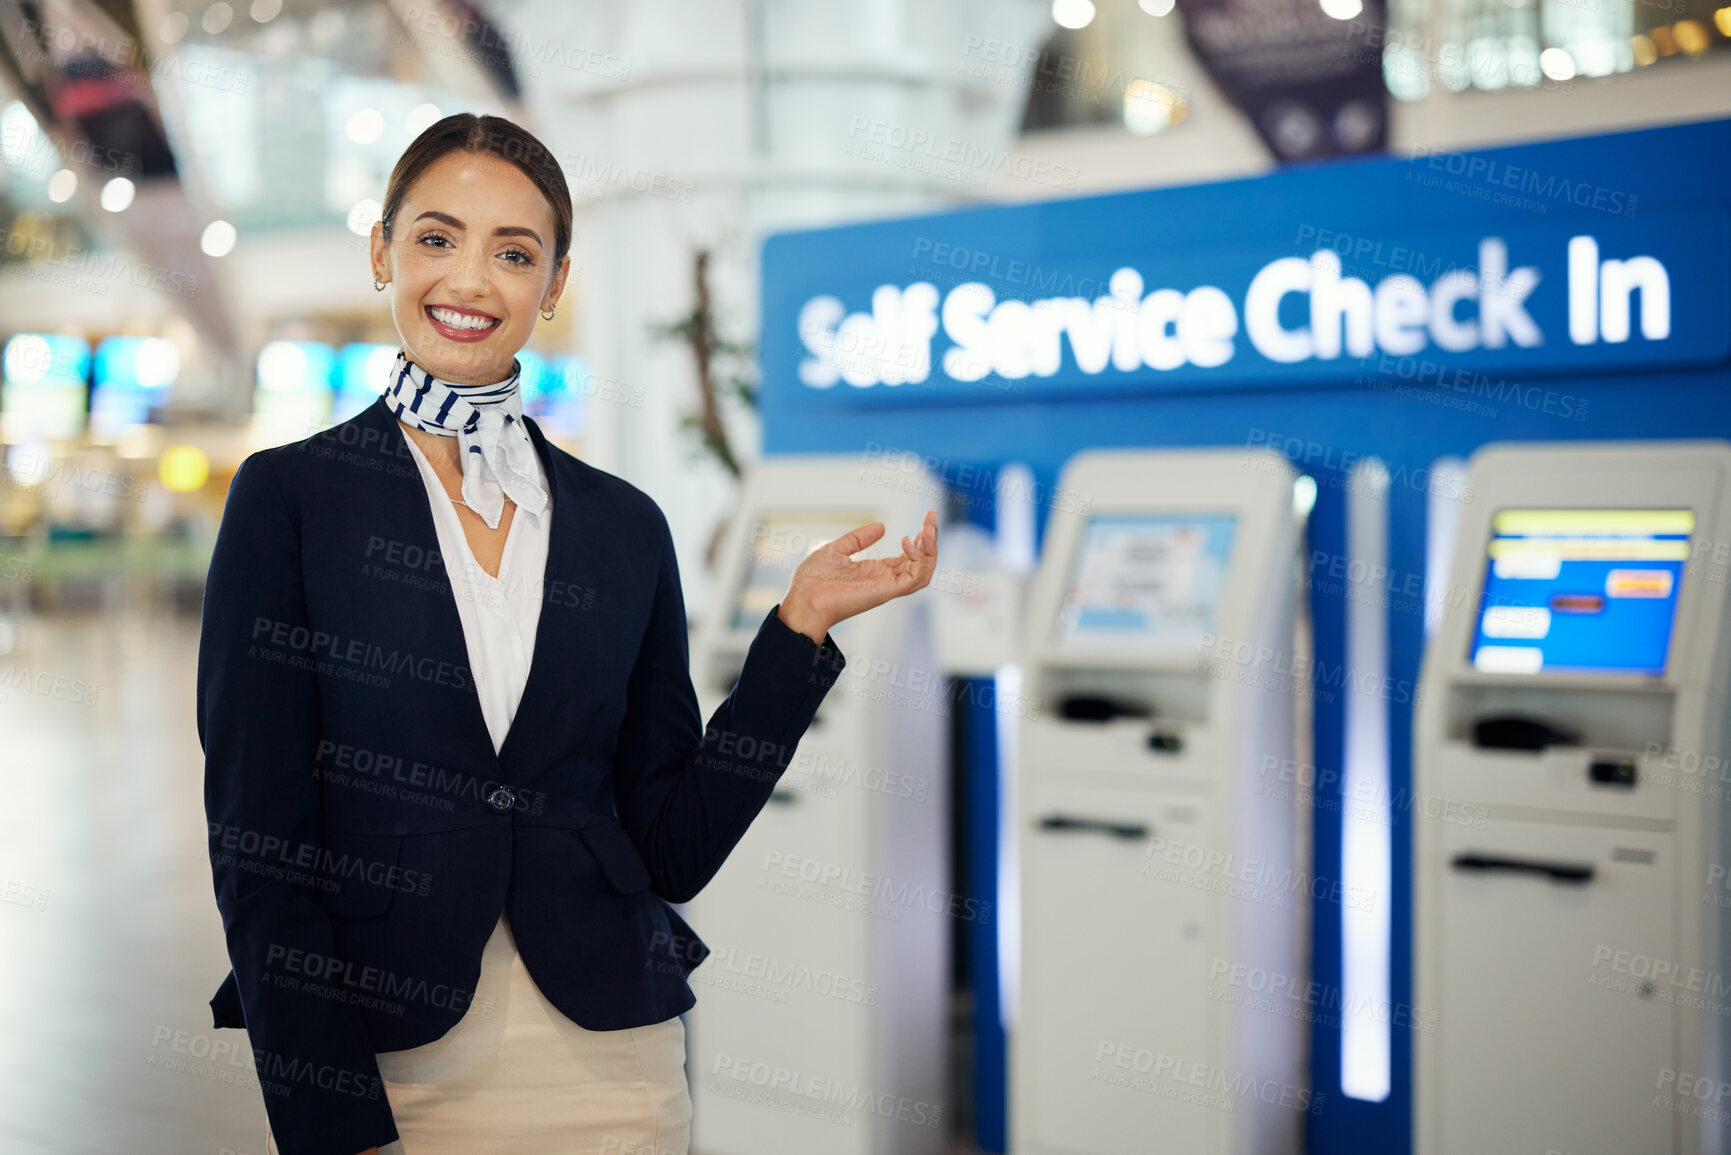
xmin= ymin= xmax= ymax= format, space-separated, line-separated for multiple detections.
xmin=762 ymin=132 xmax=1730 ymax=413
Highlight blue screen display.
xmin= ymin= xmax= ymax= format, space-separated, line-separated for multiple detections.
xmin=525 ymin=356 xmax=591 ymax=430
xmin=337 ymin=343 xmax=398 ymax=393
xmin=94 ymin=336 xmax=179 ymax=390
xmin=256 ymin=341 xmax=335 ymax=395
xmin=1470 ymin=509 xmax=1693 ymax=677
xmin=91 ymin=337 xmax=178 ymax=428
xmin=2 ymin=333 xmax=90 ymax=388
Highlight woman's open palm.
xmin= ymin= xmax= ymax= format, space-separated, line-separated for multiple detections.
xmin=779 ymin=511 xmax=939 ymax=642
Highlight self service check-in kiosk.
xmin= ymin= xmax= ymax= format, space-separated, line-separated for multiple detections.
xmin=686 ymin=456 xmax=950 ymax=1155
xmin=1012 ymin=449 xmax=1308 ymax=1155
xmin=1415 ymin=441 xmax=1731 ymax=1155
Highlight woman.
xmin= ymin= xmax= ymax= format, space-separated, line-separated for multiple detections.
xmin=198 ymin=113 xmax=938 ymax=1155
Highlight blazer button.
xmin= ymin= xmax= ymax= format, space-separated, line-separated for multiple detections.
xmin=487 ymin=785 xmax=516 ymax=813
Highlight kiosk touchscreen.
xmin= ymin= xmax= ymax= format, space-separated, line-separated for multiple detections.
xmin=1052 ymin=512 xmax=1237 ymax=653
xmin=1012 ymin=449 xmax=1308 ymax=1155
xmin=1415 ymin=442 xmax=1731 ymax=1155
xmin=685 ymin=457 xmax=949 ymax=1155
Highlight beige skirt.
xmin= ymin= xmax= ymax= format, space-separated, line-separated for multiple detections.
xmin=266 ymin=912 xmax=691 ymax=1155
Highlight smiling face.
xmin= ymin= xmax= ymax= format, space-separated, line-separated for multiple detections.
xmin=370 ymin=150 xmax=571 ymax=385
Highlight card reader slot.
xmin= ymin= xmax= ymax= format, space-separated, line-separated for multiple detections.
xmin=1037 ymin=814 xmax=1151 ymax=840
xmin=1059 ymin=695 xmax=1152 ymax=722
xmin=1449 ymin=852 xmax=1595 ymax=884
xmin=1041 ymin=668 xmax=1211 ymax=723
xmin=1472 ymin=714 xmax=1580 ymax=751
xmin=1447 ymin=684 xmax=1673 ymax=755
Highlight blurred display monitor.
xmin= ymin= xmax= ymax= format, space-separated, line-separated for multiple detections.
xmin=1052 ymin=512 xmax=1238 ymax=653
xmin=333 ymin=343 xmax=399 ymax=423
xmin=729 ymin=510 xmax=878 ymax=632
xmin=1470 ymin=508 xmax=1693 ymax=677
xmin=90 ymin=335 xmax=179 ymax=434
xmin=521 ymin=352 xmax=588 ymax=433
xmin=253 ymin=340 xmax=335 ymax=434
xmin=528 ymin=355 xmax=590 ymax=433
xmin=2 ymin=333 xmax=90 ymax=440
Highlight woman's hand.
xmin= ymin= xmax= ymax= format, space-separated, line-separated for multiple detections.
xmin=777 ymin=512 xmax=939 ymax=644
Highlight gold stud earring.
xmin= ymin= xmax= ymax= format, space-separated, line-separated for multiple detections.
xmin=540 ymin=306 xmax=556 ymax=320
xmin=374 ymin=275 xmax=387 ymax=291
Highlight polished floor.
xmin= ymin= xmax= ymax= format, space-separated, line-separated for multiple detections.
xmin=0 ymin=609 xmax=985 ymax=1155
xmin=0 ymin=610 xmax=264 ymax=1154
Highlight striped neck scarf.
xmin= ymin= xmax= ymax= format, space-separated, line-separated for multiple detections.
xmin=384 ymin=348 xmax=549 ymax=529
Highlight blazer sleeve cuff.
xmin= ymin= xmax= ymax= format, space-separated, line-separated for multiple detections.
xmin=723 ymin=604 xmax=846 ymax=746
xmin=760 ymin=602 xmax=846 ymax=684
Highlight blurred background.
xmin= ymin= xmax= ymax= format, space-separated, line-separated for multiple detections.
xmin=1 ymin=0 xmax=1729 ymax=1153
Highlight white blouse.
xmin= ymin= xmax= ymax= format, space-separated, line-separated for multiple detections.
xmin=399 ymin=429 xmax=551 ymax=753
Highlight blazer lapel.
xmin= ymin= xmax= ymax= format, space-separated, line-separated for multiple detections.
xmin=496 ymin=410 xmax=567 ymax=769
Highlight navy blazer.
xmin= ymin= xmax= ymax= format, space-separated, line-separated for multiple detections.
xmin=199 ymin=395 xmax=846 ymax=1155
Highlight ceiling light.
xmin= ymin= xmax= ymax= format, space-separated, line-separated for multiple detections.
xmin=100 ymin=177 xmax=136 ymax=212
xmin=47 ymin=169 xmax=76 ymax=202
xmin=1052 ymin=0 xmax=1097 ymax=30
xmin=201 ymin=220 xmax=237 ymax=257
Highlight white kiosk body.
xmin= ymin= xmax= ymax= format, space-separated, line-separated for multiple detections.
xmin=1011 ymin=449 xmax=1308 ymax=1155
xmin=1415 ymin=441 xmax=1731 ymax=1155
xmin=686 ymin=456 xmax=950 ymax=1155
